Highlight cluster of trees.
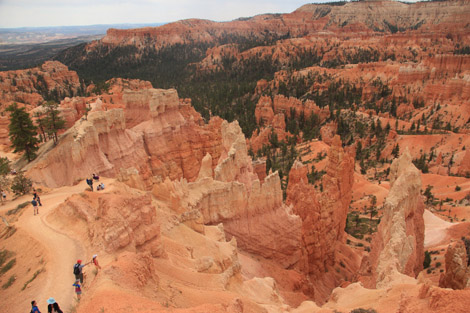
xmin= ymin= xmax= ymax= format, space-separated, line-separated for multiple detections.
xmin=6 ymin=101 xmax=66 ymax=162
xmin=454 ymin=45 xmax=470 ymax=55
xmin=32 ymin=74 xmax=86 ymax=102
xmin=254 ymin=130 xmax=298 ymax=197
xmin=0 ymin=101 xmax=67 ymax=195
xmin=55 ymin=36 xmax=401 ymax=138
xmin=284 ymin=109 xmax=322 ymax=141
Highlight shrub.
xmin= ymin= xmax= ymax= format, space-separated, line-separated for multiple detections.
xmin=0 ymin=258 xmax=16 ymax=274
xmin=455 ymin=185 xmax=461 ymax=191
xmin=6 ymin=201 xmax=29 ymax=215
xmin=22 ymin=268 xmax=43 ymax=290
xmin=10 ymin=172 xmax=32 ymax=195
xmin=1 ymin=275 xmax=16 ymax=289
xmin=0 ymin=250 xmax=13 ymax=267
xmin=436 ymin=262 xmax=442 ymax=268
xmin=423 ymin=251 xmax=431 ymax=269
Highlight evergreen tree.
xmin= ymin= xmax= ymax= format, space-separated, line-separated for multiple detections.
xmin=43 ymin=101 xmax=66 ymax=145
xmin=0 ymin=157 xmax=10 ymax=176
xmin=356 ymin=141 xmax=363 ymax=160
xmin=6 ymin=103 xmax=39 ymax=162
xmin=392 ymin=144 xmax=400 ymax=158
xmin=33 ymin=111 xmax=48 ymax=142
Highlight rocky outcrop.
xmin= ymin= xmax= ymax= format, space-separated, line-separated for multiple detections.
xmin=25 ymin=108 xmax=150 ymax=187
xmin=249 ymin=113 xmax=288 ymax=154
xmin=25 ymin=88 xmax=223 ymax=188
xmin=152 ymin=120 xmax=303 ymax=268
xmin=360 ymin=149 xmax=425 ymax=288
xmin=0 ymin=61 xmax=84 ymax=149
xmin=57 ymin=187 xmax=163 ymax=256
xmin=286 ymin=135 xmax=355 ymax=276
xmin=439 ymin=240 xmax=470 ymax=290
xmin=0 ymin=61 xmax=82 ymax=109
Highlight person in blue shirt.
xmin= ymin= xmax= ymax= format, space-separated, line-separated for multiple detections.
xmin=31 ymin=300 xmax=41 ymax=313
xmin=31 ymin=198 xmax=39 ymax=215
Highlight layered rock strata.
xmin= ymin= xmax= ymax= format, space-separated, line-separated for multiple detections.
xmin=25 ymin=88 xmax=223 ymax=188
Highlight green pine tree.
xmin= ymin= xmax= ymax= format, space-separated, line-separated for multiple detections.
xmin=6 ymin=103 xmax=39 ymax=162
xmin=33 ymin=111 xmax=48 ymax=142
xmin=43 ymin=101 xmax=66 ymax=145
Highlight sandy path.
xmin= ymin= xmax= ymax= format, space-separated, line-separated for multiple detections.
xmin=2 ymin=178 xmax=113 ymax=312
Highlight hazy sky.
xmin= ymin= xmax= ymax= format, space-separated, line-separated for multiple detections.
xmin=0 ymin=0 xmax=343 ymax=28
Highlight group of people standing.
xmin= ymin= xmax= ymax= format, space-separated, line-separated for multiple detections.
xmin=30 ymin=298 xmax=62 ymax=313
xmin=86 ymin=173 xmax=105 ymax=191
xmin=73 ymin=255 xmax=101 ymax=300
xmin=30 ymin=255 xmax=101 ymax=312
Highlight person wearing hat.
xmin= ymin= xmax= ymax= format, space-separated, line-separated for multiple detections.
xmin=46 ymin=298 xmax=63 ymax=313
xmin=73 ymin=259 xmax=88 ymax=284
xmin=91 ymin=254 xmax=101 ymax=270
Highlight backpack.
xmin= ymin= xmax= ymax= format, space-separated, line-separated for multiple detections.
xmin=73 ymin=264 xmax=80 ymax=275
xmin=31 ymin=200 xmax=37 ymax=206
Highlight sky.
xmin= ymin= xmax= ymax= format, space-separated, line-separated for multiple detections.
xmin=0 ymin=0 xmax=343 ymax=28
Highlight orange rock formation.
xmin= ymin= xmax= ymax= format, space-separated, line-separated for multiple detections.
xmin=360 ymin=149 xmax=425 ymax=288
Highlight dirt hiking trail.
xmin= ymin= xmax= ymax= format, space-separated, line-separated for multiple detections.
xmin=0 ymin=178 xmax=113 ymax=313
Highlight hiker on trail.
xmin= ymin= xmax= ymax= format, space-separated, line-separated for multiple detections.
xmin=92 ymin=254 xmax=101 ymax=270
xmin=33 ymin=189 xmax=42 ymax=206
xmin=73 ymin=280 xmax=82 ymax=301
xmin=86 ymin=178 xmax=93 ymax=191
xmin=93 ymin=173 xmax=99 ymax=181
xmin=46 ymin=298 xmax=63 ymax=313
xmin=36 ymin=195 xmax=42 ymax=206
xmin=31 ymin=300 xmax=41 ymax=313
xmin=97 ymin=182 xmax=105 ymax=191
xmin=32 ymin=197 xmax=39 ymax=215
xmin=73 ymin=259 xmax=88 ymax=284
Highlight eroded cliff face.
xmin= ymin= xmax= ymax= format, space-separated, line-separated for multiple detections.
xmin=97 ymin=0 xmax=470 ymax=49
xmin=25 ymin=108 xmax=149 ymax=187
xmin=286 ymin=135 xmax=355 ymax=277
xmin=439 ymin=240 xmax=470 ymax=290
xmin=25 ymin=88 xmax=223 ymax=188
xmin=152 ymin=120 xmax=303 ymax=269
xmin=360 ymin=149 xmax=425 ymax=288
